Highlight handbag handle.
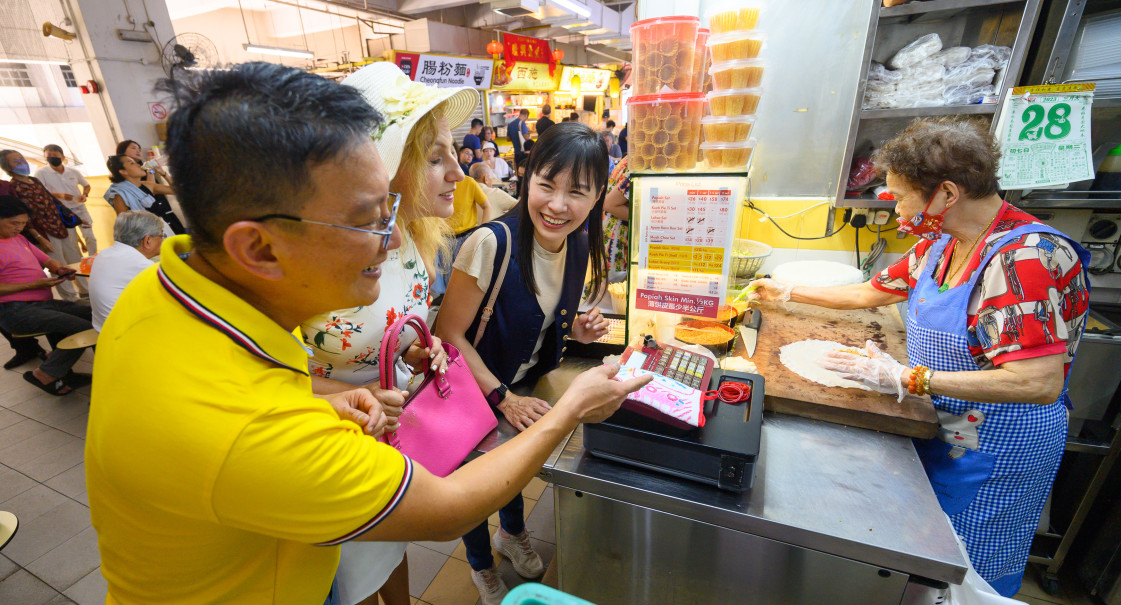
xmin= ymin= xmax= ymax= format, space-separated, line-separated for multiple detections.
xmin=379 ymin=314 xmax=446 ymax=393
xmin=473 ymin=221 xmax=512 ymax=348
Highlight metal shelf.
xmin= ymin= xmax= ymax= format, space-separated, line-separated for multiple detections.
xmin=880 ymin=0 xmax=1025 ymax=18
xmin=1016 ymin=191 xmax=1121 ymax=210
xmin=861 ymin=103 xmax=999 ymax=119
xmin=835 ymin=196 xmax=898 ymax=209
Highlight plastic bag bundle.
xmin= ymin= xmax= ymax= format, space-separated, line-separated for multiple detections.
xmin=970 ymin=44 xmax=1012 ymax=68
xmin=888 ymin=33 xmax=943 ymax=69
xmin=866 ymin=79 xmax=897 ymax=93
xmin=943 ymin=83 xmax=994 ymax=106
xmin=945 ymin=59 xmax=997 ymax=86
xmin=896 ymin=80 xmax=945 ymax=107
xmin=847 ymin=157 xmax=877 ymax=191
xmin=868 ymin=61 xmax=903 ymax=83
xmin=900 ymin=60 xmax=945 ymax=83
xmin=863 ymin=90 xmax=895 ymax=109
xmin=932 ymin=46 xmax=971 ymax=66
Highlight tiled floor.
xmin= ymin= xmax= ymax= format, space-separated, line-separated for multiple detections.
xmin=0 ymin=336 xmax=1103 ymax=605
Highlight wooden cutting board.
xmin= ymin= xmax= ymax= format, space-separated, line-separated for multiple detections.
xmin=735 ymin=302 xmax=938 ymax=439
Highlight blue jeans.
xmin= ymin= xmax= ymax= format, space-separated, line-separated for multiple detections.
xmin=462 ymin=493 xmax=525 ymax=571
xmin=323 ymin=575 xmax=341 ymax=605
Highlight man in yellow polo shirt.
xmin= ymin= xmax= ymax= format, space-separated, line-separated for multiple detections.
xmin=85 ymin=62 xmax=649 ymax=605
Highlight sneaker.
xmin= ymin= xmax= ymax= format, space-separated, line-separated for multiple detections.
xmin=470 ymin=567 xmax=509 ymax=605
xmin=492 ymin=529 xmax=544 ymax=578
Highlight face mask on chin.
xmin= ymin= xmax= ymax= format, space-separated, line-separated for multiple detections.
xmin=896 ymin=190 xmax=946 ymax=241
xmin=46 ymin=157 xmax=63 ymax=167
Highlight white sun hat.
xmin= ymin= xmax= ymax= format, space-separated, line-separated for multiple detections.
xmin=343 ymin=61 xmax=479 ymax=178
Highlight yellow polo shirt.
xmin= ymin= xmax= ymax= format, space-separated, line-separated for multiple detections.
xmin=449 ymin=176 xmax=488 ymax=235
xmin=86 ymin=236 xmax=412 ymax=605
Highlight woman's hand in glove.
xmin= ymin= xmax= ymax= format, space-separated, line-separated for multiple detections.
xmin=746 ymin=279 xmax=794 ymax=304
xmin=819 ymin=340 xmax=909 ymax=402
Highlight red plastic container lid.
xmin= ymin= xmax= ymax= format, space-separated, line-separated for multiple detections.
xmin=631 ymin=15 xmax=701 ymax=30
xmin=627 ymin=92 xmax=707 ymax=105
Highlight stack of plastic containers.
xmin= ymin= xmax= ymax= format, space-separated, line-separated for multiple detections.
xmin=701 ymin=1 xmax=765 ymax=170
xmin=628 ymin=16 xmax=707 ymax=172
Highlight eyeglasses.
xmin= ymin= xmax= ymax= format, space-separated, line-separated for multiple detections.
xmin=250 ymin=192 xmax=401 ymax=250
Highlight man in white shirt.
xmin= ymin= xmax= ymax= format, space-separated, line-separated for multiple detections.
xmin=34 ymin=144 xmax=97 ymax=254
xmin=88 ymin=211 xmax=163 ymax=331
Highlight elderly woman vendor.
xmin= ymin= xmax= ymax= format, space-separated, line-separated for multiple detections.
xmin=750 ymin=117 xmax=1091 ymax=596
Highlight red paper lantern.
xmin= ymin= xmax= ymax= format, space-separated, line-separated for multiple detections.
xmin=487 ymin=40 xmax=504 ymax=56
xmin=552 ymin=49 xmax=564 ymax=63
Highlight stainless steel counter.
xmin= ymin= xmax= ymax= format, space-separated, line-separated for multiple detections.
xmin=520 ymin=357 xmax=968 ymax=602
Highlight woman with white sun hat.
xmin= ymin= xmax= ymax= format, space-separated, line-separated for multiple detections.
xmin=300 ymin=61 xmax=479 ymax=605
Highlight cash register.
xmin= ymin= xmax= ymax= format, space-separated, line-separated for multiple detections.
xmin=584 ymin=335 xmax=764 ymax=492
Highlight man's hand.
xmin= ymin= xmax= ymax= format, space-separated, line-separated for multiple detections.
xmin=58 ymin=193 xmax=74 ymax=201
xmin=402 ymin=336 xmax=449 ymax=376
xmin=556 ymin=362 xmax=653 ymax=424
xmin=497 ymin=393 xmax=552 ymax=432
xmin=323 ymin=389 xmax=389 ymax=437
xmin=53 ymin=265 xmax=77 ymax=281
xmin=27 ymin=275 xmax=67 ymax=291
xmin=361 ymin=386 xmax=408 ymax=432
xmin=572 ymin=307 xmax=609 ymax=344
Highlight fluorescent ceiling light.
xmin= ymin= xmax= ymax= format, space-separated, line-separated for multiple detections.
xmin=0 ymin=58 xmax=68 ymax=65
xmin=117 ymin=29 xmax=153 ymax=43
xmin=540 ymin=15 xmax=584 ymax=25
xmin=566 ymin=23 xmax=600 ymax=32
xmin=550 ymin=0 xmax=591 ymax=18
xmin=243 ymin=43 xmax=314 ymax=59
xmin=561 ymin=20 xmax=593 ymax=28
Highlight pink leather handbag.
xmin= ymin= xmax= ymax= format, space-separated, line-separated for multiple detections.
xmin=378 ymin=314 xmax=497 ymax=477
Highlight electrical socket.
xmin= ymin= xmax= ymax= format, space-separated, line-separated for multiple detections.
xmin=873 ymin=210 xmax=891 ymax=225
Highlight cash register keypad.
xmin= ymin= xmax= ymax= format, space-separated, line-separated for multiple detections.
xmin=644 ymin=346 xmax=708 ymax=389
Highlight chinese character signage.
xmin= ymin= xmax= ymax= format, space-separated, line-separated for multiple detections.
xmin=996 ymin=83 xmax=1095 ymax=189
xmin=490 ymin=61 xmax=559 ymax=91
xmin=558 ymin=66 xmax=611 ymax=93
xmin=501 ymin=33 xmax=556 ymax=77
xmin=633 ymin=176 xmax=744 ymax=319
xmin=394 ymin=52 xmax=493 ymax=89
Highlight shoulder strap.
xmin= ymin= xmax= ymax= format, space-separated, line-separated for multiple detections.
xmin=473 ymin=221 xmax=512 ymax=348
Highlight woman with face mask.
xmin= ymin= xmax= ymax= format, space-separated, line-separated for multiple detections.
xmin=748 ymin=117 xmax=1091 ymax=597
xmin=0 ymin=150 xmax=87 ymax=301
xmin=436 ymin=122 xmax=610 ymax=604
xmin=298 ymin=62 xmax=477 ymax=605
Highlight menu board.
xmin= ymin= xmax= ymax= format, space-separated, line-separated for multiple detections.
xmin=996 ymin=84 xmax=1095 ymax=189
xmin=634 ymin=176 xmax=744 ymax=319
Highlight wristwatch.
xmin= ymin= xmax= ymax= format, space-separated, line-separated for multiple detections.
xmin=486 ymin=383 xmax=509 ymax=408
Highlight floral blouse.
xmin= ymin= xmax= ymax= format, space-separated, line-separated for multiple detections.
xmin=301 ymin=232 xmax=430 ymax=388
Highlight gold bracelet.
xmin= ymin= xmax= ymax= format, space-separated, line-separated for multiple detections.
xmin=922 ymin=369 xmax=933 ymax=396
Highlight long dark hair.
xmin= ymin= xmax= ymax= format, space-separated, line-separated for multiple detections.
xmin=115 ymin=140 xmax=139 ymax=157
xmin=512 ymin=121 xmax=608 ymax=297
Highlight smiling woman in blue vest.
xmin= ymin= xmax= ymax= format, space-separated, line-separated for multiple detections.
xmin=436 ymin=122 xmax=611 ymax=604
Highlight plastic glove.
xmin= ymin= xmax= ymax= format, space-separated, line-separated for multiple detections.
xmin=746 ymin=278 xmax=794 ymax=304
xmin=819 ymin=340 xmax=909 ymax=402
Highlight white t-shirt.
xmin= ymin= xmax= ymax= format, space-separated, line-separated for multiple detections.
xmin=488 ymin=157 xmax=512 ymax=180
xmin=88 ymin=243 xmax=155 ymax=332
xmin=33 ymin=165 xmax=89 ymax=209
xmin=454 ymin=228 xmax=566 ymax=383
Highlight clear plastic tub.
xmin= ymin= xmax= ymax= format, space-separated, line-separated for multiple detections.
xmin=707 ymin=87 xmax=763 ymax=116
xmin=691 ymin=28 xmax=711 ymax=93
xmin=710 ymin=58 xmax=765 ymax=90
xmin=631 ymin=16 xmax=702 ymax=95
xmin=701 ymin=115 xmax=756 ymax=143
xmin=708 ymin=29 xmax=766 ymax=62
xmin=701 ymin=138 xmax=757 ymax=170
xmin=627 ymin=92 xmax=706 ymax=172
xmin=705 ymin=1 xmax=764 ymax=34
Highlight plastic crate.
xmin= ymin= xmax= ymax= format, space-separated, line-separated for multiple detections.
xmin=501 ymin=583 xmax=596 ymax=605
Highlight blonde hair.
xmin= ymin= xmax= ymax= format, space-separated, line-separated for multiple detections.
xmin=390 ymin=103 xmax=454 ymax=269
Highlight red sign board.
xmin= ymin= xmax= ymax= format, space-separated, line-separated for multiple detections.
xmin=501 ymin=32 xmax=556 ymax=77
xmin=634 ymin=289 xmax=720 ymax=319
xmin=394 ymin=52 xmax=421 ymax=78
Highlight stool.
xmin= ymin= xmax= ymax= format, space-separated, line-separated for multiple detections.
xmin=11 ymin=331 xmax=48 ymax=339
xmin=0 ymin=511 xmax=17 ymax=550
xmin=58 ymin=328 xmax=98 ymax=350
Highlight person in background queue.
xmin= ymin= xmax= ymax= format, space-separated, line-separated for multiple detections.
xmin=116 ymin=140 xmax=186 ymax=235
xmin=535 ymin=104 xmax=554 ymax=136
xmin=463 ymin=118 xmax=484 ymax=165
xmin=0 ymin=177 xmax=48 ymax=369
xmin=84 ymin=61 xmax=649 ymax=605
xmin=458 ymin=144 xmax=474 ymax=176
xmin=437 ymin=122 xmax=613 ymax=604
xmin=507 ymin=108 xmax=530 ymax=167
xmin=0 ymin=149 xmax=87 ymax=301
xmin=35 ymin=144 xmax=96 ymax=254
xmin=618 ymin=124 xmax=627 ymax=157
xmin=87 ymin=211 xmax=163 ymax=333
xmin=0 ymin=196 xmax=91 ymax=395
xmin=569 ymin=111 xmax=579 ymax=123
xmin=748 ymin=117 xmax=1090 ymax=597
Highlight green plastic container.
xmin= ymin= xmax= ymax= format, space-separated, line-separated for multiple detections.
xmin=501 ymin=583 xmax=596 ymax=605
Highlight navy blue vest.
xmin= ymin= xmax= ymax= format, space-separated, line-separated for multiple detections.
xmin=466 ymin=214 xmax=589 ymax=386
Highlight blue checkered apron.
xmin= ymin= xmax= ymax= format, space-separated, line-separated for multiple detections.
xmin=906 ymin=224 xmax=1088 ymax=597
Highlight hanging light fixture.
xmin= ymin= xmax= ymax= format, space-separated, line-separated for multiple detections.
xmin=570 ymin=74 xmax=582 ymax=92
xmin=487 ymin=40 xmax=504 ymax=57
xmin=553 ymin=49 xmax=564 ymax=63
xmin=608 ymin=74 xmax=620 ymax=97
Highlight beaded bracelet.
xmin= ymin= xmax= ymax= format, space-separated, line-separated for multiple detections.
xmin=908 ymin=365 xmax=930 ymax=396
